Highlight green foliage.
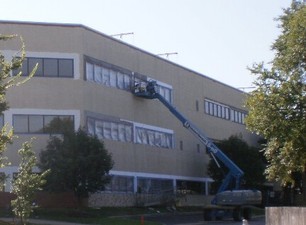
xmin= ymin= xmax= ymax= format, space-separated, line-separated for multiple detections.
xmin=11 ymin=140 xmax=49 ymax=225
xmin=0 ymin=34 xmax=37 ymax=168
xmin=43 ymin=117 xmax=74 ymax=134
xmin=1 ymin=34 xmax=43 ymax=223
xmin=39 ymin=128 xmax=113 ymax=201
xmin=207 ymin=135 xmax=265 ymax=193
xmin=245 ymin=3 xmax=306 ymax=186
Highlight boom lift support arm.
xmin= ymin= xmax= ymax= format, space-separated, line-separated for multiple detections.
xmin=134 ymin=81 xmax=244 ymax=199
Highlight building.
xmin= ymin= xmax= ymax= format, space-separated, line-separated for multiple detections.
xmin=0 ymin=21 xmax=259 ymax=206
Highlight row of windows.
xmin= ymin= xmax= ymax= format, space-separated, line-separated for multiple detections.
xmin=138 ymin=177 xmax=173 ymax=194
xmin=135 ymin=127 xmax=173 ymax=149
xmin=1 ymin=170 xmax=208 ymax=194
xmin=101 ymin=176 xmax=203 ymax=194
xmin=10 ymin=55 xmax=248 ymax=126
xmin=204 ymin=100 xmax=247 ymax=124
xmin=205 ymin=100 xmax=231 ymax=120
xmin=87 ymin=117 xmax=173 ymax=149
xmin=11 ymin=55 xmax=172 ymax=104
xmin=13 ymin=57 xmax=74 ymax=78
xmin=104 ymin=175 xmax=134 ymax=193
xmin=11 ymin=55 xmax=173 ymax=102
xmin=232 ymin=109 xmax=247 ymax=124
xmin=86 ymin=62 xmax=131 ymax=90
xmin=86 ymin=60 xmax=173 ymax=103
xmin=13 ymin=115 xmax=74 ymax=134
xmin=87 ymin=118 xmax=133 ymax=143
xmin=103 ymin=176 xmax=174 ymax=194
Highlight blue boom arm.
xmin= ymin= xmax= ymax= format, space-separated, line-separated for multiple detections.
xmin=134 ymin=81 xmax=244 ymax=198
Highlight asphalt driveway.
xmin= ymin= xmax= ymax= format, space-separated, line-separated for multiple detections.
xmin=136 ymin=212 xmax=265 ymax=225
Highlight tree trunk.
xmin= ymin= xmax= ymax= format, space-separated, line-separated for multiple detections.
xmin=77 ymin=196 xmax=89 ymax=208
xmin=302 ymin=170 xmax=306 ymax=206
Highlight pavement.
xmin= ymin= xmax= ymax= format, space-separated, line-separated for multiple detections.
xmin=1 ymin=213 xmax=266 ymax=225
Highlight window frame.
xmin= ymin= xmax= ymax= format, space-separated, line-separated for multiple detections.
xmin=13 ymin=57 xmax=74 ymax=78
xmin=84 ymin=58 xmax=132 ymax=91
xmin=204 ymin=99 xmax=247 ymax=124
xmin=13 ymin=114 xmax=75 ymax=134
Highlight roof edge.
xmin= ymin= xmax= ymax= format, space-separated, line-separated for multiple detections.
xmin=0 ymin=20 xmax=245 ymax=94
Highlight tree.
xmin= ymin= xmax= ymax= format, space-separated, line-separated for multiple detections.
xmin=11 ymin=140 xmax=49 ymax=225
xmin=39 ymin=128 xmax=113 ymax=205
xmin=0 ymin=35 xmax=23 ymax=168
xmin=245 ymin=2 xmax=306 ymax=203
xmin=207 ymin=135 xmax=265 ymax=194
xmin=0 ymin=35 xmax=36 ymax=185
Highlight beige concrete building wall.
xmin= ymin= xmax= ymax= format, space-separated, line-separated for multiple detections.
xmin=0 ymin=21 xmax=258 ymax=195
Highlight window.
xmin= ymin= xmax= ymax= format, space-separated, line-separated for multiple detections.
xmin=13 ymin=114 xmax=74 ymax=133
xmin=85 ymin=61 xmax=131 ymax=91
xmin=19 ymin=58 xmax=28 ymax=75
xmin=137 ymin=178 xmax=173 ymax=194
xmin=102 ymin=67 xmax=110 ymax=86
xmin=177 ymin=180 xmax=205 ymax=195
xmin=205 ymin=99 xmax=231 ymax=120
xmin=110 ymin=70 xmax=117 ymax=87
xmin=13 ymin=57 xmax=74 ymax=77
xmin=44 ymin=59 xmax=58 ymax=77
xmin=197 ymin=144 xmax=200 ymax=153
xmin=85 ymin=58 xmax=172 ymax=102
xmin=59 ymin=59 xmax=74 ymax=77
xmin=0 ymin=172 xmax=5 ymax=192
xmin=87 ymin=117 xmax=133 ymax=143
xmin=13 ymin=115 xmax=28 ymax=133
xmin=94 ymin=65 xmax=103 ymax=83
xmin=105 ymin=175 xmax=134 ymax=193
xmin=135 ymin=127 xmax=173 ymax=149
xmin=87 ymin=115 xmax=173 ymax=149
xmin=158 ymin=85 xmax=172 ymax=102
xmin=29 ymin=115 xmax=44 ymax=133
xmin=204 ymin=99 xmax=247 ymax=124
xmin=29 ymin=58 xmax=43 ymax=76
xmin=231 ymin=109 xmax=247 ymax=124
xmin=179 ymin=140 xmax=183 ymax=151
xmin=0 ymin=114 xmax=4 ymax=127
xmin=86 ymin=62 xmax=94 ymax=81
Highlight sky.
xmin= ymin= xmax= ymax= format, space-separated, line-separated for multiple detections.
xmin=0 ymin=0 xmax=292 ymax=90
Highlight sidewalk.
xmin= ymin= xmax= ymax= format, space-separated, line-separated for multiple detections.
xmin=0 ymin=217 xmax=90 ymax=225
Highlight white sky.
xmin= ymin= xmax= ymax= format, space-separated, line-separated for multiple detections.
xmin=0 ymin=0 xmax=292 ymax=89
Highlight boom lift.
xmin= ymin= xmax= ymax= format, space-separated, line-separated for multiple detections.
xmin=133 ymin=80 xmax=261 ymax=221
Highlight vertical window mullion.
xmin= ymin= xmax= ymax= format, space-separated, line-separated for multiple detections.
xmin=57 ymin=59 xmax=60 ymax=77
xmin=42 ymin=58 xmax=44 ymax=77
xmin=27 ymin=115 xmax=30 ymax=133
xmin=43 ymin=115 xmax=46 ymax=133
xmin=26 ymin=57 xmax=29 ymax=75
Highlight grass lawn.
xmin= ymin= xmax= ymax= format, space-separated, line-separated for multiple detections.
xmin=38 ymin=207 xmax=162 ymax=225
xmin=0 ymin=206 xmax=263 ymax=225
xmin=0 ymin=207 xmax=172 ymax=225
xmin=0 ymin=207 xmax=264 ymax=225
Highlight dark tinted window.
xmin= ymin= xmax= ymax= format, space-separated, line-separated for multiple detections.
xmin=44 ymin=59 xmax=58 ymax=76
xmin=13 ymin=57 xmax=73 ymax=78
xmin=13 ymin=115 xmax=28 ymax=133
xmin=59 ymin=59 xmax=73 ymax=77
xmin=13 ymin=114 xmax=74 ymax=134
xmin=29 ymin=58 xmax=43 ymax=76
xmin=29 ymin=115 xmax=44 ymax=133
